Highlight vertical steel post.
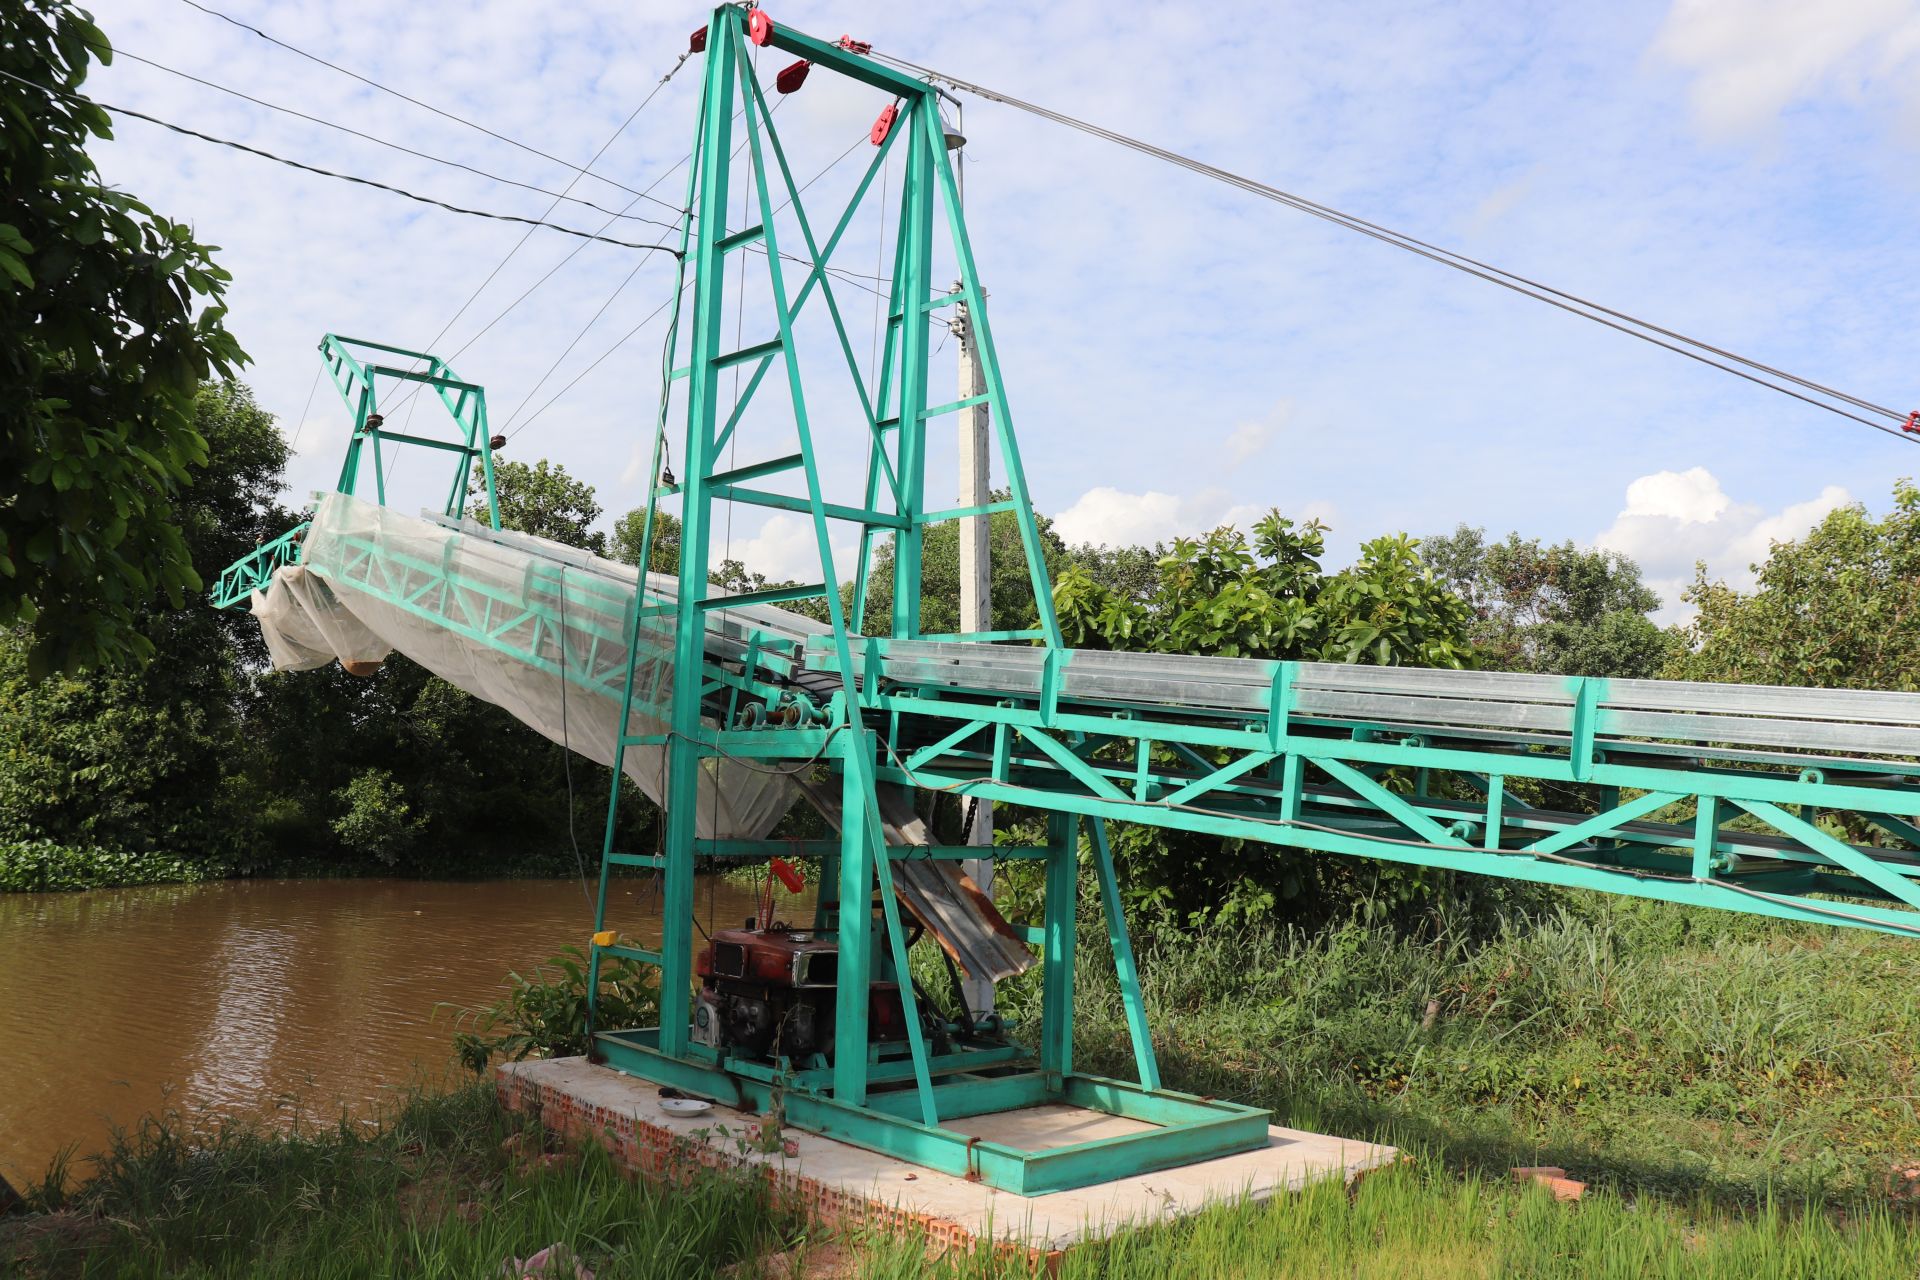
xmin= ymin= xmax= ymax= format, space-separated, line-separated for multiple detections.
xmin=833 ymin=729 xmax=875 ymax=1105
xmin=890 ymin=104 xmax=935 ymax=639
xmin=1039 ymin=812 xmax=1079 ymax=1079
xmin=1089 ymin=818 xmax=1159 ymax=1089
xmin=656 ymin=17 xmax=738 ymax=1057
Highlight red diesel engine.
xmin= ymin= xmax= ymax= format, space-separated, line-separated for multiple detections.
xmin=692 ymin=925 xmax=909 ymax=1062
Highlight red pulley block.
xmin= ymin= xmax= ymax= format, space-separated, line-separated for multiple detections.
xmin=870 ymin=101 xmax=899 ymax=146
xmin=769 ymin=856 xmax=805 ymax=894
xmin=748 ymin=9 xmax=774 ymax=45
xmin=775 ymin=59 xmax=810 ymax=94
xmin=689 ymin=24 xmax=707 ymax=53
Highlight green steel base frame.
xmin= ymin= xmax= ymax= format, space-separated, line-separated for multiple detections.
xmin=592 ymin=1028 xmax=1270 ymax=1197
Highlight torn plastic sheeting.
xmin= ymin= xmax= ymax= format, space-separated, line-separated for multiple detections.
xmin=252 ymin=564 xmax=391 ymax=673
xmin=268 ymin=492 xmax=797 ymax=842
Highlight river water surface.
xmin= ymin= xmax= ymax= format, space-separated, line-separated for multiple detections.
xmin=0 ymin=875 xmax=806 ymax=1187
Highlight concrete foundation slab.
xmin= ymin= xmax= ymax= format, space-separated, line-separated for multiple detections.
xmin=497 ymin=1057 xmax=1398 ymax=1260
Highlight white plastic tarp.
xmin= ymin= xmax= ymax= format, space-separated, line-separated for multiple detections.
xmin=252 ymin=492 xmax=797 ymax=840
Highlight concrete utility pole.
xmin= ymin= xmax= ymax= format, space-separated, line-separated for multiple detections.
xmin=952 ymin=282 xmax=995 ymax=1018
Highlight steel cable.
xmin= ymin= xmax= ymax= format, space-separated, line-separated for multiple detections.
xmin=871 ymin=50 xmax=1915 ymax=442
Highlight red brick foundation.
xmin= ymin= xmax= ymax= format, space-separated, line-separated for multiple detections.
xmin=495 ymin=1065 xmax=1062 ymax=1272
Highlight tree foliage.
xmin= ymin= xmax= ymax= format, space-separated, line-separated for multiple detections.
xmin=1056 ymin=513 xmax=1477 ymax=668
xmin=1 ymin=2 xmax=248 ymax=673
xmin=473 ymin=459 xmax=607 ymax=554
xmin=609 ymin=506 xmax=681 ymax=573
xmin=1422 ymin=525 xmax=1670 ymax=677
xmin=1668 ymin=482 xmax=1920 ymax=690
xmin=2 ymin=395 xmax=655 ymax=882
xmin=997 ymin=512 xmax=1505 ymax=930
xmin=861 ymin=491 xmax=1070 ymax=634
xmin=0 ymin=384 xmax=287 ymax=865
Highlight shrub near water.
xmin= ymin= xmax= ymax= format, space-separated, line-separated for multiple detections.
xmin=0 ymin=839 xmax=216 ymax=892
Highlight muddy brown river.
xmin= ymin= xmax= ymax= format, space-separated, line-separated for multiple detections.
xmin=0 ymin=875 xmax=808 ymax=1187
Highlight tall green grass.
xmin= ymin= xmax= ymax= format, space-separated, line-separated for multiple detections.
xmin=1 ymin=1084 xmax=790 ymax=1279
xmin=1043 ymin=895 xmax=1920 ymax=1206
xmin=849 ymin=1161 xmax=1920 ymax=1279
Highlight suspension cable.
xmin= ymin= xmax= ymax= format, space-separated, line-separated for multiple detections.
xmin=174 ymin=0 xmax=677 ymax=211
xmin=870 ymin=49 xmax=1916 ymax=443
xmin=0 ymin=69 xmax=678 ymax=255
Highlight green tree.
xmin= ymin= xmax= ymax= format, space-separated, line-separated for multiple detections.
xmin=1008 ymin=511 xmax=1494 ymax=928
xmin=330 ymin=768 xmax=423 ymax=867
xmin=1054 ymin=512 xmax=1476 ymax=668
xmin=860 ymin=491 xmax=1070 ymax=634
xmin=1667 ymin=482 xmax=1920 ymax=690
xmin=472 ymin=459 xmax=607 ymax=554
xmin=1422 ymin=525 xmax=1668 ymax=677
xmin=0 ymin=383 xmax=289 ymax=867
xmin=2 ymin=2 xmax=248 ymax=674
xmin=609 ymin=506 xmax=681 ymax=573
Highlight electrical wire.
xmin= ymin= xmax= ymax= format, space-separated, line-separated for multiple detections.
xmin=505 ymin=285 xmax=690 ymax=442
xmin=871 ymin=49 xmax=1917 ymax=443
xmin=500 ymin=119 xmax=908 ymax=443
xmin=174 ymin=0 xmax=679 ymax=212
xmin=387 ymin=92 xmax=785 ymax=429
xmin=115 ymin=49 xmax=683 ymax=232
xmin=381 ymin=50 xmax=699 ymax=436
xmin=0 ymin=68 xmax=680 ymax=255
xmin=286 ymin=365 xmax=322 ymax=454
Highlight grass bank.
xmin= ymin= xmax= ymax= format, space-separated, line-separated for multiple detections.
xmin=6 ymin=1087 xmax=1913 ymax=1279
xmin=856 ymin=1162 xmax=1919 ymax=1279
xmin=1050 ymin=895 xmax=1920 ymax=1207
xmin=2 ymin=1084 xmax=790 ymax=1279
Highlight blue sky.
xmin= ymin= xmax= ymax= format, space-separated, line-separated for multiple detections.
xmin=84 ymin=0 xmax=1920 ymax=618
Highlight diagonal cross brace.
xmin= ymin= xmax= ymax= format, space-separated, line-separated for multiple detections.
xmin=1737 ymin=798 xmax=1920 ymax=910
xmin=1524 ymin=789 xmax=1682 ymax=858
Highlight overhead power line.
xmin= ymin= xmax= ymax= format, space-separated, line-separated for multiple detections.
xmin=872 ymin=50 xmax=1916 ymax=444
xmin=174 ymin=0 xmax=678 ymax=213
xmin=383 ymin=47 xmax=697 ymax=445
xmin=116 ymin=48 xmax=683 ymax=233
xmin=502 ymin=121 xmax=902 ymax=443
xmin=0 ymin=68 xmax=680 ymax=255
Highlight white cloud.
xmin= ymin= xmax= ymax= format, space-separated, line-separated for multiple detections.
xmin=724 ymin=514 xmax=855 ymax=586
xmin=1223 ymin=400 xmax=1291 ymax=464
xmin=1051 ymin=486 xmax=1279 ymax=549
xmin=1594 ymin=467 xmax=1851 ymax=620
xmin=1619 ymin=465 xmax=1731 ymax=522
xmin=1652 ymin=0 xmax=1920 ymax=138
